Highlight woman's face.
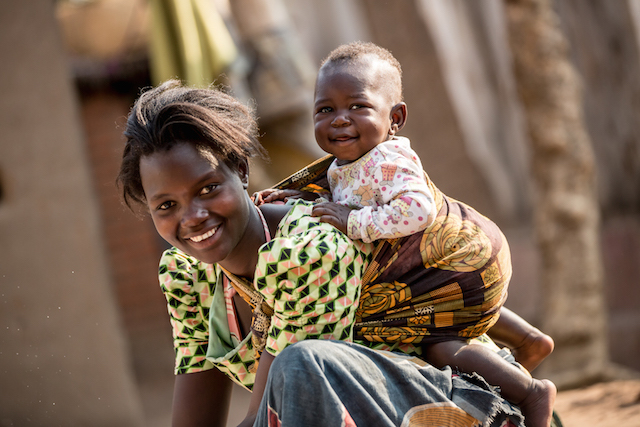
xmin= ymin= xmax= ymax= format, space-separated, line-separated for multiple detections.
xmin=139 ymin=143 xmax=252 ymax=265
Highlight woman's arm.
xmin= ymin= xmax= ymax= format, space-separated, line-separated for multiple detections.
xmin=237 ymin=351 xmax=275 ymax=427
xmin=171 ymin=368 xmax=233 ymax=427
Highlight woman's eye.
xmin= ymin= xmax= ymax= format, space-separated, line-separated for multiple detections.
xmin=157 ymin=201 xmax=175 ymax=211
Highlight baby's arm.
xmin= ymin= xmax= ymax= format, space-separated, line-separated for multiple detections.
xmin=347 ymin=159 xmax=436 ymax=243
xmin=252 ymin=188 xmax=317 ymax=206
xmin=348 ymin=190 xmax=435 ymax=242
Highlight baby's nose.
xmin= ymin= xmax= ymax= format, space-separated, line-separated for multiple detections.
xmin=331 ymin=115 xmax=350 ymax=127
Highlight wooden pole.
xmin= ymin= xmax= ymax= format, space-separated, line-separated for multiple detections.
xmin=503 ymin=0 xmax=608 ymax=388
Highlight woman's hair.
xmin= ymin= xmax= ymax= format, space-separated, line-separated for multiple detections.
xmin=117 ymin=79 xmax=267 ymax=209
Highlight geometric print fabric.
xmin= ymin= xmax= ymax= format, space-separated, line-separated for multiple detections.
xmin=255 ymin=201 xmax=370 ymax=356
xmin=158 ymin=201 xmax=371 ymax=391
xmin=159 ymin=249 xmax=257 ymax=389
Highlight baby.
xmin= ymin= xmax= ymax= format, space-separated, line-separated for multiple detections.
xmin=255 ymin=41 xmax=556 ymax=427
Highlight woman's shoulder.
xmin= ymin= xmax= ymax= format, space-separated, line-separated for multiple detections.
xmin=160 ymin=247 xmax=204 ymax=274
xmin=159 ymin=247 xmax=219 ymax=293
xmin=272 ymin=200 xmax=318 ymax=236
xmin=258 ymin=202 xmax=293 ymax=237
xmin=261 ymin=200 xmax=339 ymax=244
xmin=264 ymin=200 xmax=372 ymax=255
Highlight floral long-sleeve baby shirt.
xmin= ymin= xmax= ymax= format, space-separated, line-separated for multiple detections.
xmin=328 ymin=136 xmax=436 ymax=243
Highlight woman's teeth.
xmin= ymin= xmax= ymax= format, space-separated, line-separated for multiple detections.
xmin=190 ymin=227 xmax=217 ymax=243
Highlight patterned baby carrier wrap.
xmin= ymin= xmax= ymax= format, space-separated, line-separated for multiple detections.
xmin=272 ymin=155 xmax=512 ymax=347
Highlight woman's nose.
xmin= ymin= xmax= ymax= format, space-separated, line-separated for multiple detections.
xmin=181 ymin=203 xmax=208 ymax=227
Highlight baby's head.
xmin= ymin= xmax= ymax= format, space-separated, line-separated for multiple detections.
xmin=320 ymin=41 xmax=403 ymax=104
xmin=118 ymin=79 xmax=265 ymax=210
xmin=314 ymin=41 xmax=406 ymax=163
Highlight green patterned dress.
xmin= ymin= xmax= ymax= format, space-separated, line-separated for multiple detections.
xmin=158 ymin=200 xmax=372 ymax=391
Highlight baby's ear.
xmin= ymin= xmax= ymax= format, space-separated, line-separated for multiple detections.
xmin=389 ymin=102 xmax=407 ymax=135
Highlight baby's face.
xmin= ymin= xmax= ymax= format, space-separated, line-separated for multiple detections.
xmin=313 ymin=58 xmax=396 ymax=164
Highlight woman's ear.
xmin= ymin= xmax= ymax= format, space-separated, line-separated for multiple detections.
xmin=389 ymin=102 xmax=408 ymax=136
xmin=238 ymin=160 xmax=250 ymax=189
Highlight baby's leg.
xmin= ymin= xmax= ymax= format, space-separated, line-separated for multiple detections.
xmin=424 ymin=340 xmax=556 ymax=427
xmin=488 ymin=307 xmax=554 ymax=372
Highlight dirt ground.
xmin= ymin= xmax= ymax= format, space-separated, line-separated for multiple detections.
xmin=554 ymin=380 xmax=640 ymax=427
xmin=143 ymin=378 xmax=640 ymax=426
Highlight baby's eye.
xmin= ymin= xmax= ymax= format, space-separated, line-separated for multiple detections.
xmin=317 ymin=106 xmax=332 ymax=114
xmin=350 ymin=104 xmax=364 ymax=110
xmin=200 ymin=184 xmax=217 ymax=195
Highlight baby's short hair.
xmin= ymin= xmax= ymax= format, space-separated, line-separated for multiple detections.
xmin=321 ymin=41 xmax=403 ymax=101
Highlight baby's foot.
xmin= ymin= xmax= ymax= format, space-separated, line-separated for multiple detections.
xmin=511 ymin=331 xmax=554 ymax=372
xmin=519 ymin=379 xmax=557 ymax=427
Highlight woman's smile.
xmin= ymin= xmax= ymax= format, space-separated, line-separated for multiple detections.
xmin=187 ymin=226 xmax=219 ymax=243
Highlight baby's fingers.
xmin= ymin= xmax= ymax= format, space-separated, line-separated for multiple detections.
xmin=263 ymin=189 xmax=297 ymax=203
xmin=252 ymin=191 xmax=265 ymax=206
xmin=311 ymin=202 xmax=331 ymax=217
xmin=252 ymin=189 xmax=279 ymax=206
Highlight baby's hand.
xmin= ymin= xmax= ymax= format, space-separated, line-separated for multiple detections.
xmin=311 ymin=201 xmax=352 ymax=235
xmin=252 ymin=188 xmax=317 ymax=206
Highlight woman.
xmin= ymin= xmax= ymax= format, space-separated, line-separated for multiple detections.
xmin=117 ymin=80 xmax=526 ymax=426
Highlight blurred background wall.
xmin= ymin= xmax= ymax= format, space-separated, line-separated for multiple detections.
xmin=0 ymin=0 xmax=145 ymax=425
xmin=1 ymin=0 xmax=638 ymax=425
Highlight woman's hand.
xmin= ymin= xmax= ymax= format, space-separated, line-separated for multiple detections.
xmin=252 ymin=188 xmax=318 ymax=206
xmin=311 ymin=201 xmax=353 ymax=235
